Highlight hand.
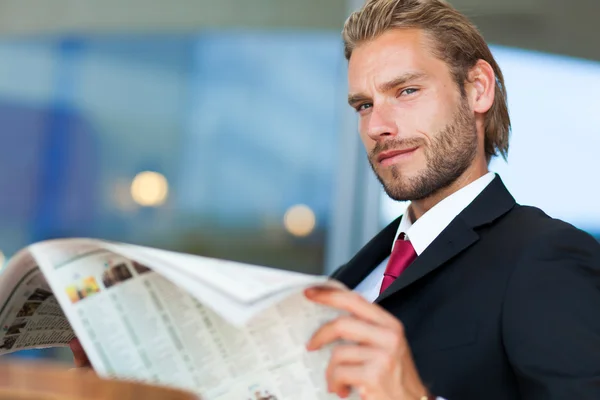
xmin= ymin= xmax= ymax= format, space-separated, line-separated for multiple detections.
xmin=69 ymin=338 xmax=94 ymax=372
xmin=305 ymin=287 xmax=429 ymax=400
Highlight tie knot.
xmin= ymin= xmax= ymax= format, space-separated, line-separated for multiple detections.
xmin=380 ymin=236 xmax=417 ymax=294
xmin=387 ymin=238 xmax=417 ymax=277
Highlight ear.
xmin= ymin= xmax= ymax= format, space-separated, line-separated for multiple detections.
xmin=465 ymin=59 xmax=495 ymax=115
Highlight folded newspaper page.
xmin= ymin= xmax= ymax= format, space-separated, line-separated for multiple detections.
xmin=0 ymin=239 xmax=359 ymax=400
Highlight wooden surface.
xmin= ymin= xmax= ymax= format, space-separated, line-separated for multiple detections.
xmin=0 ymin=361 xmax=199 ymax=400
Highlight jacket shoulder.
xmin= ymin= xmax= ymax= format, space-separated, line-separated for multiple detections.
xmin=501 ymin=204 xmax=597 ymax=244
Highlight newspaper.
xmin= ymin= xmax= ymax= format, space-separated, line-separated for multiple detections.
xmin=0 ymin=239 xmax=359 ymax=400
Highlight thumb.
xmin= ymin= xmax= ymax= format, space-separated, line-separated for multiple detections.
xmin=69 ymin=338 xmax=91 ymax=368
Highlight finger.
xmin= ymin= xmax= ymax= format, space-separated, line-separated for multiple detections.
xmin=69 ymin=338 xmax=91 ymax=368
xmin=326 ymin=345 xmax=379 ymax=392
xmin=328 ymin=365 xmax=368 ymax=399
xmin=328 ymin=344 xmax=378 ymax=366
xmin=307 ymin=316 xmax=395 ymax=351
xmin=305 ymin=287 xmax=400 ymax=328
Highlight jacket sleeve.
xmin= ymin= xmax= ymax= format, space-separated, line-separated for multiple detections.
xmin=328 ymin=264 xmax=347 ymax=280
xmin=502 ymin=226 xmax=600 ymax=399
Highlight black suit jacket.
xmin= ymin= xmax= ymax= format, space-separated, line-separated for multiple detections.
xmin=331 ymin=175 xmax=600 ymax=399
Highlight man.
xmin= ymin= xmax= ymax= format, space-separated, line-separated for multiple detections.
xmin=73 ymin=0 xmax=600 ymax=399
xmin=304 ymin=0 xmax=600 ymax=399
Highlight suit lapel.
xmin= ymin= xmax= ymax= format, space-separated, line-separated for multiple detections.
xmin=375 ymin=217 xmax=478 ymax=303
xmin=332 ymin=216 xmax=401 ymax=290
xmin=375 ymin=175 xmax=517 ymax=303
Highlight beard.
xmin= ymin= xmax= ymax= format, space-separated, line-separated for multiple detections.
xmin=368 ymin=98 xmax=478 ymax=202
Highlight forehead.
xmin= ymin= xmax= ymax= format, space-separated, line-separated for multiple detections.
xmin=348 ymin=28 xmax=449 ymax=91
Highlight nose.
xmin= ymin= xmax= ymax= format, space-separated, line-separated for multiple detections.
xmin=364 ymin=103 xmax=398 ymax=141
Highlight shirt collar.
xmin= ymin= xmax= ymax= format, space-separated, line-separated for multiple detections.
xmin=393 ymin=172 xmax=496 ymax=255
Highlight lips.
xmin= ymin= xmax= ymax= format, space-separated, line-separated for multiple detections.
xmin=377 ymin=147 xmax=418 ymax=164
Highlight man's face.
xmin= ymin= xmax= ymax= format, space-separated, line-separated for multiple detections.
xmin=348 ymin=28 xmax=478 ymax=201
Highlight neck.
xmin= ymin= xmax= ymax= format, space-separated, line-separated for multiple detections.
xmin=410 ymin=162 xmax=488 ymax=221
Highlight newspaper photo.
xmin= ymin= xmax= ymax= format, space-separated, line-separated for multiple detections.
xmin=0 ymin=250 xmax=75 ymax=355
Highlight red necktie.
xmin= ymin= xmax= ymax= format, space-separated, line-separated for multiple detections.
xmin=380 ymin=234 xmax=417 ymax=294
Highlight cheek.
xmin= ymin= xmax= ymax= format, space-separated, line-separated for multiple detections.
xmin=358 ymin=113 xmax=371 ymax=133
xmin=358 ymin=118 xmax=375 ymax=149
xmin=404 ymin=92 xmax=450 ymax=135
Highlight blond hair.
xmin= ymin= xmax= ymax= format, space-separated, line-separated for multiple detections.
xmin=343 ymin=0 xmax=510 ymax=162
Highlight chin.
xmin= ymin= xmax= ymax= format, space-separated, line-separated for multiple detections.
xmin=370 ymin=162 xmax=426 ymax=200
xmin=379 ymin=173 xmax=432 ymax=202
xmin=383 ymin=185 xmax=433 ymax=202
xmin=380 ymin=181 xmax=413 ymax=201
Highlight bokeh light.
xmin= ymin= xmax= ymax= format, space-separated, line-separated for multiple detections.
xmin=130 ymin=171 xmax=169 ymax=207
xmin=283 ymin=205 xmax=316 ymax=237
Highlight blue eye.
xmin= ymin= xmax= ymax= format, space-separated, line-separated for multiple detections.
xmin=401 ymin=88 xmax=418 ymax=96
xmin=356 ymin=103 xmax=372 ymax=112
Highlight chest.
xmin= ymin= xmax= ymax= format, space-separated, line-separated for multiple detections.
xmin=377 ymin=244 xmax=521 ymax=395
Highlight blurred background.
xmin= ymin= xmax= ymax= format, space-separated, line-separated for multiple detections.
xmin=0 ymin=0 xmax=598 ymax=361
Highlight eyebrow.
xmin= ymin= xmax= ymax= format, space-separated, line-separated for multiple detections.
xmin=347 ymin=72 xmax=428 ymax=106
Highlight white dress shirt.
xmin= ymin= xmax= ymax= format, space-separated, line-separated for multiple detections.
xmin=354 ymin=172 xmax=496 ymax=302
